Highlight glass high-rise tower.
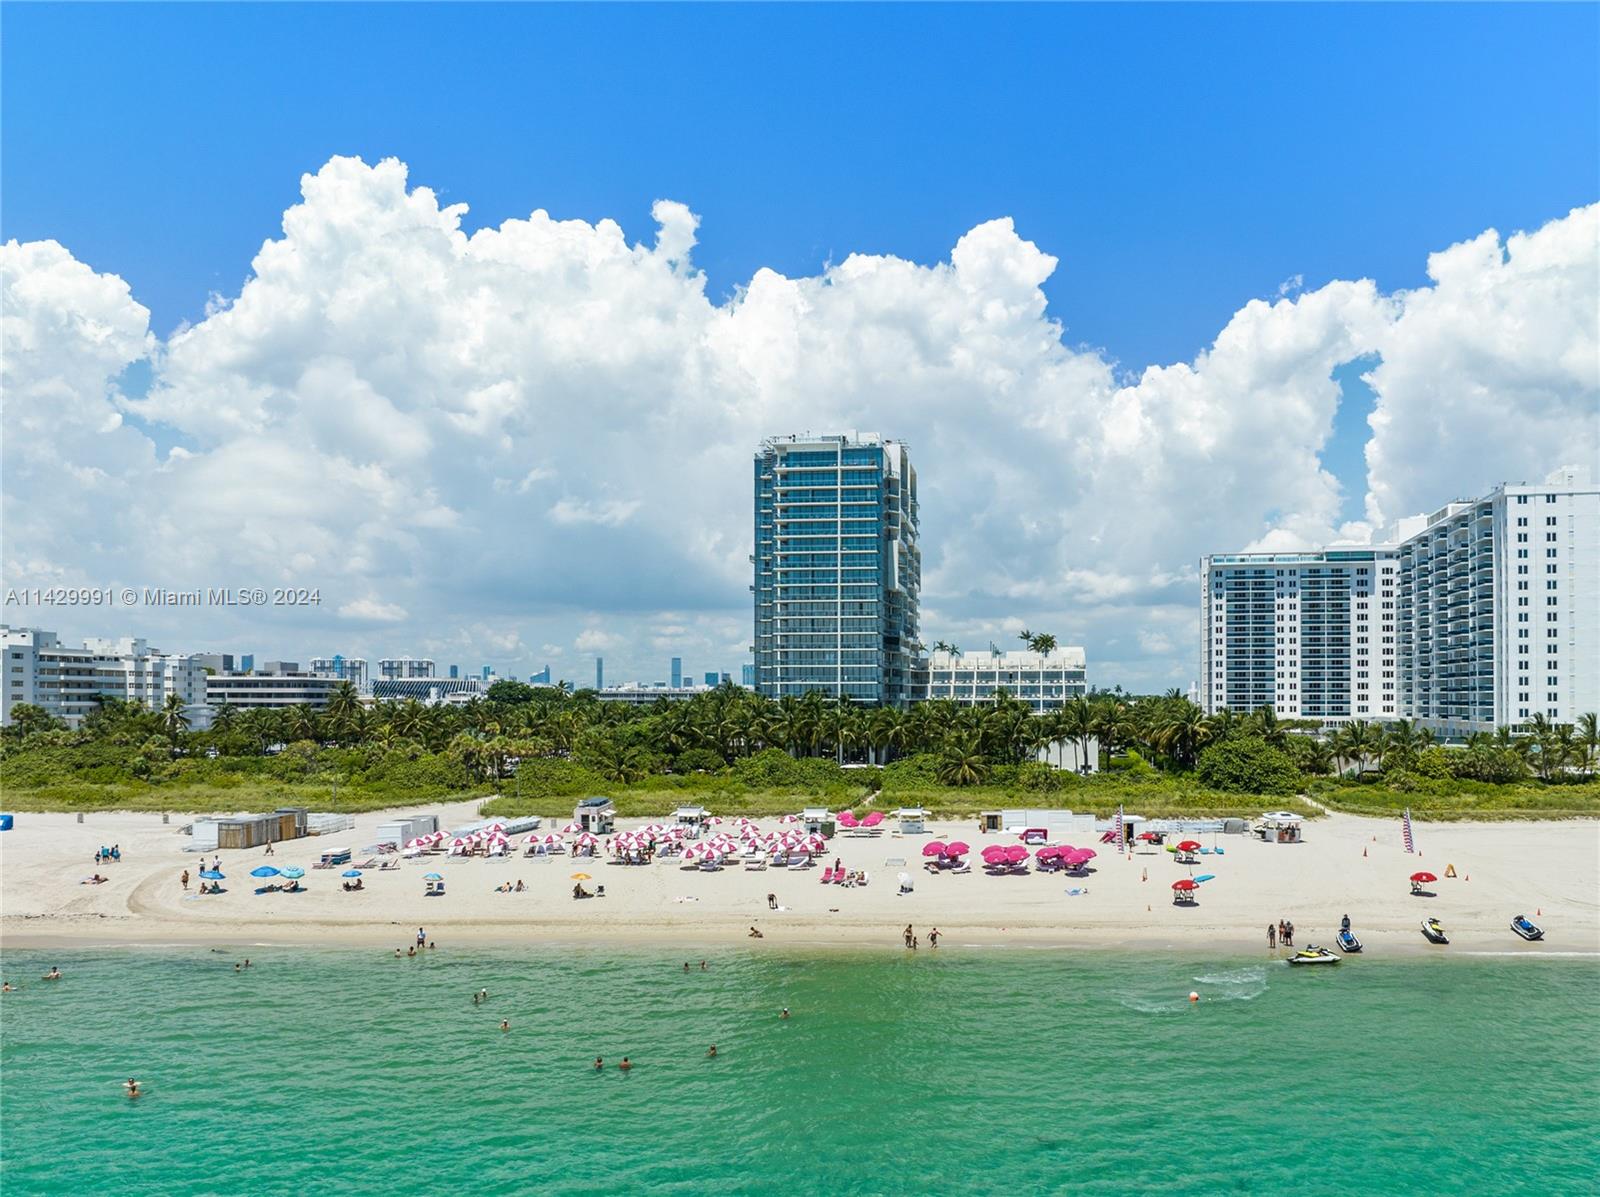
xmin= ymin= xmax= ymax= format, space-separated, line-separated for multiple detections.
xmin=753 ymin=433 xmax=921 ymax=706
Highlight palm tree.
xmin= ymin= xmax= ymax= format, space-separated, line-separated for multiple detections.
xmin=1028 ymin=632 xmax=1058 ymax=657
xmin=935 ymin=734 xmax=988 ymax=786
xmin=1156 ymin=702 xmax=1213 ymax=769
xmin=1060 ymin=697 xmax=1095 ymax=773
xmin=1380 ymin=718 xmax=1424 ymax=771
xmin=1332 ymin=720 xmax=1382 ymax=776
xmin=160 ymin=692 xmax=190 ymax=755
xmin=210 ymin=701 xmax=239 ymax=734
xmin=1577 ymin=712 xmax=1599 ymax=779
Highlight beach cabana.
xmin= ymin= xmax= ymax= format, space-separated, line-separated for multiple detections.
xmin=1254 ymin=812 xmax=1304 ymax=844
xmin=575 ymin=797 xmax=616 ymax=835
xmin=673 ymin=806 xmax=712 ymax=837
xmin=895 ymin=808 xmax=929 ymax=835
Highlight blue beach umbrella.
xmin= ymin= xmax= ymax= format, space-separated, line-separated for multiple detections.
xmin=280 ymin=866 xmax=305 ymax=879
xmin=342 ymin=869 xmax=363 ymax=878
xmin=1194 ymin=874 xmax=1217 ymax=884
xmin=199 ymin=869 xmax=225 ymax=880
xmin=423 ymin=873 xmax=443 ymax=881
xmin=250 ymin=866 xmax=280 ymax=878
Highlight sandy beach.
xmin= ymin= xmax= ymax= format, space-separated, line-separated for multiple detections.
xmin=3 ymin=802 xmax=1596 ymax=957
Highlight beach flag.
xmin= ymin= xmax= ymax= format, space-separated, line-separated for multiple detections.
xmin=1402 ymin=807 xmax=1416 ymax=855
xmin=1114 ymin=805 xmax=1125 ymax=852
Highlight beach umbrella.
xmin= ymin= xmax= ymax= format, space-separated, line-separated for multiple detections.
xmin=780 ymin=814 xmax=800 ymax=824
xmin=342 ymin=869 xmax=363 ymax=878
xmin=1064 ymin=849 xmax=1095 ymax=868
xmin=1003 ymin=845 xmax=1029 ymax=863
xmin=981 ymin=845 xmax=1007 ymax=861
xmin=570 ymin=873 xmax=592 ymax=881
xmin=837 ymin=811 xmax=859 ymax=827
xmin=1410 ymin=871 xmax=1437 ymax=883
xmin=1171 ymin=879 xmax=1198 ymax=891
xmin=1035 ymin=846 xmax=1059 ymax=860
xmin=945 ymin=841 xmax=971 ymax=857
xmin=922 ymin=842 xmax=948 ymax=858
xmin=281 ymin=866 xmax=305 ymax=879
xmin=1074 ymin=848 xmax=1096 ymax=861
xmin=249 ymin=866 xmax=280 ymax=878
xmin=1176 ymin=840 xmax=1202 ymax=852
xmin=861 ymin=812 xmax=885 ymax=828
xmin=199 ymin=869 xmax=225 ymax=880
xmin=1194 ymin=874 xmax=1216 ymax=883
xmin=423 ymin=872 xmax=443 ymax=881
xmin=1137 ymin=831 xmax=1159 ymax=842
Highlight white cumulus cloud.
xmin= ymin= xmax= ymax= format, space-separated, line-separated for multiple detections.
xmin=3 ymin=158 xmax=1594 ymax=689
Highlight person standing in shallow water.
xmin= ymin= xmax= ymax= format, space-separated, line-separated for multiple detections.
xmin=1268 ymin=923 xmax=1276 ymax=949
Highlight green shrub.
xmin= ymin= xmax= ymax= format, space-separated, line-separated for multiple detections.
xmin=673 ymin=748 xmax=727 ymax=774
xmin=1196 ymin=736 xmax=1301 ymax=795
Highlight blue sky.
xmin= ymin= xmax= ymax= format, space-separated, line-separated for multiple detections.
xmin=3 ymin=4 xmax=1596 ymax=684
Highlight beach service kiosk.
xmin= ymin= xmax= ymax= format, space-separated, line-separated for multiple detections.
xmin=1255 ymin=812 xmax=1304 ymax=844
xmin=896 ymin=807 xmax=929 ymax=835
xmin=576 ymin=797 xmax=616 ymax=836
xmin=801 ymin=807 xmax=835 ymax=839
xmin=673 ymin=806 xmax=712 ymax=838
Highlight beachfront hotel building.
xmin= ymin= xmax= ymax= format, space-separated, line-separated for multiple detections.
xmin=1 ymin=626 xmax=206 ymax=727
xmin=1201 ymin=467 xmax=1599 ymax=733
xmin=753 ymin=433 xmax=922 ymax=706
xmin=921 ymin=647 xmax=1089 ymax=713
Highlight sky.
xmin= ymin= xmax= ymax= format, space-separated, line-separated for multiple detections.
xmin=3 ymin=3 xmax=1597 ymax=691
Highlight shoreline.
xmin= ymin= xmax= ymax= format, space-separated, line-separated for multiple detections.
xmin=5 ymin=802 xmax=1597 ymax=963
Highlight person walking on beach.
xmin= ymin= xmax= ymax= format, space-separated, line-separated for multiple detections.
xmin=180 ymin=869 xmax=190 ymax=892
xmin=264 ymin=842 xmax=274 ymax=856
xmin=903 ymin=925 xmax=914 ymax=949
xmin=929 ymin=928 xmax=940 ymax=949
xmin=767 ymin=892 xmax=778 ymax=910
xmin=1268 ymin=923 xmax=1276 ymax=949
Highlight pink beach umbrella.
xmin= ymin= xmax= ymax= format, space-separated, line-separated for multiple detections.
xmin=922 ymin=842 xmax=949 ymax=858
xmin=944 ymin=841 xmax=971 ymax=858
xmin=1070 ymin=847 xmax=1096 ymax=863
xmin=1003 ymin=845 xmax=1029 ymax=864
xmin=1035 ymin=846 xmax=1059 ymax=861
xmin=837 ymin=811 xmax=859 ymax=828
xmin=981 ymin=845 xmax=1008 ymax=862
xmin=861 ymin=812 xmax=885 ymax=828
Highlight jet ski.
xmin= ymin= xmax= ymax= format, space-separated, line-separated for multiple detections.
xmin=1287 ymin=945 xmax=1340 ymax=966
xmin=1510 ymin=914 xmax=1544 ymax=941
xmin=1421 ymin=918 xmax=1449 ymax=944
xmin=1336 ymin=929 xmax=1362 ymax=953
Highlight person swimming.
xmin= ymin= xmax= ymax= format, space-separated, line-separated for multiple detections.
xmin=1 ymin=982 xmax=14 ymax=992
xmin=42 ymin=967 xmax=61 ymax=981
xmin=707 ymin=1044 xmax=717 ymax=1058
xmin=500 ymin=1020 xmax=510 ymax=1032
xmin=124 ymin=1078 xmax=141 ymax=1098
xmin=780 ymin=1007 xmax=790 ymax=1019
xmin=619 ymin=1057 xmax=632 ymax=1071
xmin=594 ymin=1057 xmax=604 ymax=1070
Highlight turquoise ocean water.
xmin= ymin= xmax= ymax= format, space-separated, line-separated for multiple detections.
xmin=1 ymin=946 xmax=1595 ymax=1195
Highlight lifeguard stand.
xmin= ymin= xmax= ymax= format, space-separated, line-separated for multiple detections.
xmin=576 ymin=796 xmax=616 ymax=835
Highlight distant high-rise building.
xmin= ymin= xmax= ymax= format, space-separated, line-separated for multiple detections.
xmin=754 ymin=432 xmax=921 ymax=706
xmin=530 ymin=666 xmax=551 ymax=685
xmin=670 ymin=657 xmax=682 ymax=688
xmin=310 ymin=656 xmax=368 ymax=689
xmin=596 ymin=657 xmax=604 ymax=690
xmin=449 ymin=664 xmax=459 ymax=679
xmin=239 ymin=654 xmax=254 ymax=672
xmin=741 ymin=663 xmax=756 ymax=688
xmin=378 ymin=657 xmax=434 ymax=680
xmin=704 ymin=671 xmax=719 ymax=688
xmin=1202 ymin=467 xmax=1599 ymax=734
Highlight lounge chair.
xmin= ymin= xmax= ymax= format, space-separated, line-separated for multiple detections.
xmin=833 ymin=869 xmax=846 ymax=884
xmin=788 ymin=857 xmax=811 ymax=870
xmin=744 ymin=858 xmax=767 ymax=871
xmin=820 ymin=867 xmax=835 ymax=883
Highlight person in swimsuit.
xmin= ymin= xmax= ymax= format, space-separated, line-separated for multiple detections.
xmin=707 ymin=1045 xmax=717 ymax=1058
xmin=619 ymin=1057 xmax=632 ymax=1071
xmin=594 ymin=1057 xmax=604 ymax=1070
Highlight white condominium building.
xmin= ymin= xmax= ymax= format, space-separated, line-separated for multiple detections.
xmin=2 ymin=626 xmax=206 ymax=727
xmin=1201 ymin=550 xmax=1398 ymax=721
xmin=921 ymin=648 xmax=1089 ymax=713
xmin=1202 ymin=467 xmax=1598 ymax=733
xmin=1399 ymin=469 xmax=1598 ymax=735
xmin=378 ymin=657 xmax=435 ymax=680
xmin=205 ymin=665 xmax=342 ymax=709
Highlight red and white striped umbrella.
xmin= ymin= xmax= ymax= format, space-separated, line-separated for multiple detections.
xmin=561 ymin=822 xmax=582 ymax=834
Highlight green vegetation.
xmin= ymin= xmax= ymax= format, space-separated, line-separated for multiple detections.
xmin=2 ymin=686 xmax=1595 ymax=821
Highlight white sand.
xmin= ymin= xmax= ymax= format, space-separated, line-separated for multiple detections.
xmin=2 ymin=802 xmax=1596 ymax=957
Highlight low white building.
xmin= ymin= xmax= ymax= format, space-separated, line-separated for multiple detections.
xmin=205 ymin=665 xmax=342 ymax=710
xmin=2 ymin=626 xmax=204 ymax=727
xmin=921 ymin=648 xmax=1088 ymax=713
